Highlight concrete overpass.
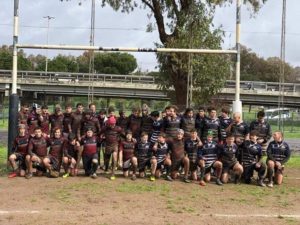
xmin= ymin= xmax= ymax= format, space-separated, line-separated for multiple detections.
xmin=0 ymin=70 xmax=300 ymax=107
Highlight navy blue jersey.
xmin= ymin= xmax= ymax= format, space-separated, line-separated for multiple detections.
xmin=180 ymin=116 xmax=196 ymax=138
xmin=163 ymin=116 xmax=182 ymax=139
xmin=154 ymin=142 xmax=169 ymax=164
xmin=198 ymin=141 xmax=219 ymax=167
xmin=150 ymin=120 xmax=163 ymax=144
xmin=218 ymin=143 xmax=238 ymax=165
xmin=219 ymin=116 xmax=232 ymax=141
xmin=185 ymin=138 xmax=201 ymax=163
xmin=240 ymin=140 xmax=262 ymax=167
xmin=202 ymin=117 xmax=221 ymax=142
xmin=267 ymin=141 xmax=290 ymax=164
xmin=136 ymin=141 xmax=152 ymax=160
xmin=249 ymin=120 xmax=272 ymax=143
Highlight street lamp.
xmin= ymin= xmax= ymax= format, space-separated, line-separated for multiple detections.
xmin=43 ymin=16 xmax=55 ymax=74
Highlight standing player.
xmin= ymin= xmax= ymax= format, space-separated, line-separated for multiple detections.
xmin=149 ymin=111 xmax=163 ymax=146
xmin=136 ymin=132 xmax=157 ymax=181
xmin=27 ymin=105 xmax=40 ymax=136
xmin=71 ymin=103 xmax=84 ymax=140
xmin=250 ymin=111 xmax=272 ymax=154
xmin=163 ymin=105 xmax=182 ymax=140
xmin=39 ymin=105 xmax=50 ymax=136
xmin=219 ymin=107 xmax=232 ymax=142
xmin=219 ymin=133 xmax=243 ymax=184
xmin=152 ymin=133 xmax=172 ymax=180
xmin=49 ymin=105 xmax=64 ymax=136
xmin=62 ymin=104 xmax=73 ymax=138
xmin=8 ymin=124 xmax=30 ymax=178
xmin=195 ymin=106 xmax=207 ymax=141
xmin=100 ymin=116 xmax=123 ymax=180
xmin=26 ymin=127 xmax=49 ymax=179
xmin=201 ymin=107 xmax=221 ymax=143
xmin=43 ymin=128 xmax=66 ymax=178
xmin=198 ymin=131 xmax=223 ymax=186
xmin=141 ymin=104 xmax=153 ymax=137
xmin=239 ymin=131 xmax=266 ymax=187
xmin=127 ymin=107 xmax=142 ymax=140
xmin=80 ymin=128 xmax=100 ymax=178
xmin=226 ymin=112 xmax=250 ymax=148
xmin=18 ymin=103 xmax=29 ymax=125
xmin=79 ymin=110 xmax=101 ymax=137
xmin=118 ymin=130 xmax=138 ymax=180
xmin=266 ymin=131 xmax=290 ymax=187
xmin=185 ymin=129 xmax=202 ymax=181
xmin=180 ymin=108 xmax=196 ymax=140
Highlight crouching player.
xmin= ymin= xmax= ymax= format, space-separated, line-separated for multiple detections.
xmin=198 ymin=131 xmax=223 ymax=186
xmin=185 ymin=129 xmax=202 ymax=181
xmin=26 ymin=127 xmax=49 ymax=179
xmin=62 ymin=133 xmax=81 ymax=177
xmin=219 ymin=133 xmax=243 ymax=184
xmin=80 ymin=128 xmax=101 ymax=178
xmin=119 ymin=130 xmax=138 ymax=180
xmin=239 ymin=131 xmax=266 ymax=187
xmin=168 ymin=129 xmax=190 ymax=183
xmin=136 ymin=132 xmax=157 ymax=181
xmin=8 ymin=124 xmax=30 ymax=178
xmin=266 ymin=131 xmax=290 ymax=187
xmin=153 ymin=133 xmax=172 ymax=180
xmin=43 ymin=128 xmax=66 ymax=178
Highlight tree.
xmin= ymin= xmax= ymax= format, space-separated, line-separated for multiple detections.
xmin=100 ymin=0 xmax=268 ymax=107
xmin=240 ymin=45 xmax=295 ymax=82
xmin=0 ymin=45 xmax=32 ymax=70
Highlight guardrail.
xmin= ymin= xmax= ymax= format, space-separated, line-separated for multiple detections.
xmin=1 ymin=69 xmax=300 ymax=92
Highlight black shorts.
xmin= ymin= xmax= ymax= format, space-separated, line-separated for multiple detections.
xmin=189 ymin=161 xmax=198 ymax=172
xmin=157 ymin=159 xmax=166 ymax=171
xmin=138 ymin=157 xmax=151 ymax=172
xmin=47 ymin=155 xmax=61 ymax=171
xmin=204 ymin=162 xmax=216 ymax=175
xmin=171 ymin=157 xmax=185 ymax=172
xmin=14 ymin=153 xmax=27 ymax=171
xmin=222 ymin=161 xmax=238 ymax=173
xmin=82 ymin=153 xmax=98 ymax=175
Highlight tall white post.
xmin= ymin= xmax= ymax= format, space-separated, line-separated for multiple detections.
xmin=233 ymin=0 xmax=242 ymax=114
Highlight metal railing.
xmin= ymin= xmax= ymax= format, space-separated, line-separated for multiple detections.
xmin=1 ymin=69 xmax=300 ymax=92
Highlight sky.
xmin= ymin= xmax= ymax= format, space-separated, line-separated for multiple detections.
xmin=0 ymin=0 xmax=299 ymax=72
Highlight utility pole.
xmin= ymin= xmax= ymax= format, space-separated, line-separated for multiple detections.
xmin=43 ymin=16 xmax=55 ymax=74
xmin=88 ymin=0 xmax=95 ymax=103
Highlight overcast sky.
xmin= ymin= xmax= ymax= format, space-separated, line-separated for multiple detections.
xmin=0 ymin=0 xmax=299 ymax=71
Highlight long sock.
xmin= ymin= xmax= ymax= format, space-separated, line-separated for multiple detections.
xmin=111 ymin=159 xmax=115 ymax=176
xmin=200 ymin=167 xmax=205 ymax=181
xmin=92 ymin=162 xmax=98 ymax=173
xmin=104 ymin=154 xmax=110 ymax=171
xmin=165 ymin=165 xmax=170 ymax=176
xmin=132 ymin=164 xmax=137 ymax=175
xmin=268 ymin=167 xmax=274 ymax=182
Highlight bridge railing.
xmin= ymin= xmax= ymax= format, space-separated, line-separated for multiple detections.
xmin=0 ymin=69 xmax=155 ymax=84
xmin=1 ymin=69 xmax=300 ymax=92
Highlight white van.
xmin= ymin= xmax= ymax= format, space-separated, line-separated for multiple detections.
xmin=264 ymin=108 xmax=291 ymax=120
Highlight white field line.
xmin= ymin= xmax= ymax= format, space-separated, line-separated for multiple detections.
xmin=0 ymin=210 xmax=299 ymax=219
xmin=0 ymin=210 xmax=40 ymax=214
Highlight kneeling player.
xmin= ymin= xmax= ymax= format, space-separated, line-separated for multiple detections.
xmin=153 ymin=133 xmax=172 ymax=180
xmin=119 ymin=131 xmax=138 ymax=180
xmin=136 ymin=132 xmax=157 ymax=181
xmin=185 ymin=129 xmax=202 ymax=181
xmin=198 ymin=131 xmax=223 ymax=186
xmin=8 ymin=124 xmax=30 ymax=178
xmin=62 ymin=133 xmax=81 ymax=177
xmin=26 ymin=127 xmax=49 ymax=179
xmin=219 ymin=133 xmax=243 ymax=184
xmin=43 ymin=128 xmax=66 ymax=178
xmin=240 ymin=131 xmax=266 ymax=187
xmin=168 ymin=129 xmax=190 ymax=183
xmin=266 ymin=131 xmax=290 ymax=187
xmin=80 ymin=128 xmax=100 ymax=178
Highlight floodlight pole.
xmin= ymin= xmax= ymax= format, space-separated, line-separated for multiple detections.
xmin=8 ymin=0 xmax=20 ymax=157
xmin=43 ymin=16 xmax=55 ymax=74
xmin=233 ymin=0 xmax=242 ymax=114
